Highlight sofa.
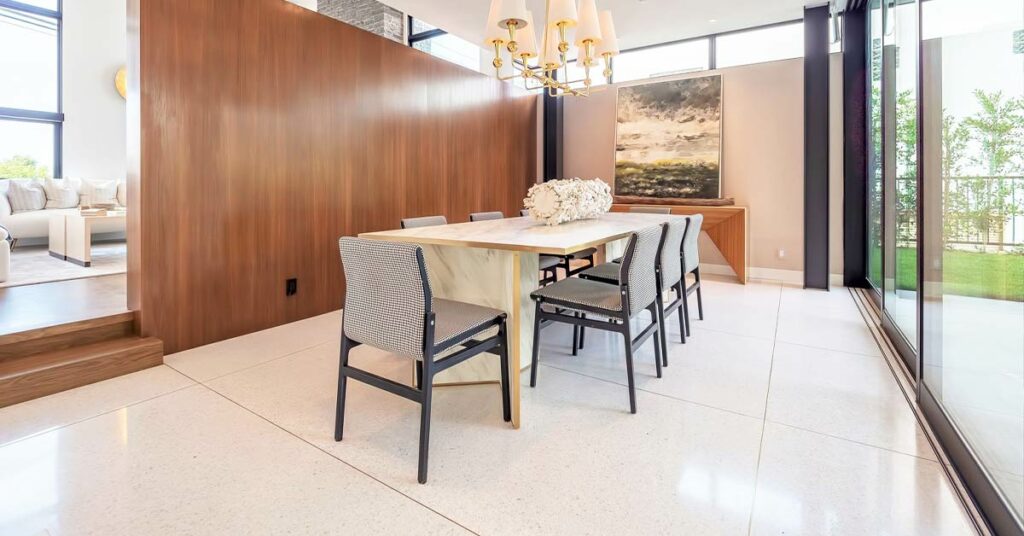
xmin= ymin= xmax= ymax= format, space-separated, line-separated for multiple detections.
xmin=0 ymin=178 xmax=127 ymax=245
xmin=0 ymin=226 xmax=9 ymax=283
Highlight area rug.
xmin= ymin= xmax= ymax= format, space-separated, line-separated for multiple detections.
xmin=1 ymin=242 xmax=127 ymax=288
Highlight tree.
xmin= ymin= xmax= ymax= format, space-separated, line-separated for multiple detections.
xmin=0 ymin=155 xmax=50 ymax=179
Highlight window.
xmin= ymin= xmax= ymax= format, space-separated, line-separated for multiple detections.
xmin=563 ymin=60 xmax=608 ymax=88
xmin=0 ymin=1 xmax=62 ymax=179
xmin=614 ymin=39 xmax=710 ymax=83
xmin=408 ymin=17 xmax=483 ymax=73
xmin=716 ymin=22 xmax=804 ymax=68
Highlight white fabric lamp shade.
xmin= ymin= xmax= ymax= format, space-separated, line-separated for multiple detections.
xmin=594 ymin=11 xmax=619 ymax=56
xmin=547 ymin=0 xmax=579 ymax=27
xmin=497 ymin=0 xmax=528 ymax=29
xmin=484 ymin=0 xmax=507 ymax=44
xmin=541 ymin=26 xmax=562 ymax=68
xmin=517 ymin=11 xmax=539 ymax=58
xmin=574 ymin=0 xmax=603 ymax=45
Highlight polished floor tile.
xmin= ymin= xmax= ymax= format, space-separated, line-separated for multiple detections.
xmin=208 ymin=344 xmax=766 ymax=535
xmin=164 ymin=310 xmax=341 ymax=381
xmin=766 ymin=343 xmax=936 ymax=460
xmin=750 ymin=423 xmax=976 ymax=536
xmin=541 ymin=323 xmax=775 ymax=417
xmin=0 ymin=385 xmax=468 ymax=536
xmin=682 ymin=278 xmax=782 ymax=341
xmin=0 ymin=365 xmax=194 ymax=447
xmin=775 ymin=289 xmax=882 ymax=357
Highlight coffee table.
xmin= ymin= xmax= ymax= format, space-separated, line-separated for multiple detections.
xmin=49 ymin=212 xmax=127 ymax=267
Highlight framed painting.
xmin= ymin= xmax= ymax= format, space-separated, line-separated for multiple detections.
xmin=614 ymin=75 xmax=723 ymax=200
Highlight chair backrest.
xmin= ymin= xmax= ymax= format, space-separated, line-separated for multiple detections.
xmin=469 ymin=211 xmax=504 ymax=222
xmin=401 ymin=215 xmax=447 ymax=229
xmin=682 ymin=213 xmax=703 ymax=273
xmin=659 ymin=218 xmax=688 ymax=288
xmin=520 ymin=209 xmax=530 ymax=217
xmin=338 ymin=237 xmax=432 ymax=360
xmin=629 ymin=206 xmax=672 ymax=214
xmin=619 ymin=225 xmax=663 ymax=316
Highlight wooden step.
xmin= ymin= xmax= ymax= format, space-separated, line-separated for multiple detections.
xmin=0 ymin=336 xmax=164 ymax=409
xmin=0 ymin=312 xmax=136 ymax=362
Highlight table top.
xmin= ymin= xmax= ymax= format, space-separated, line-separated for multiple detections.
xmin=358 ymin=213 xmax=688 ymax=255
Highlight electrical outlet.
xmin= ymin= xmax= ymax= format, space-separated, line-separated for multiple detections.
xmin=777 ymin=249 xmax=786 ymax=259
xmin=286 ymin=278 xmax=297 ymax=296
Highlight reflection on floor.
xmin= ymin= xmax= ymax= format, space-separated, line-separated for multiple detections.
xmin=1 ymin=241 xmax=127 ymax=288
xmin=0 ymin=278 xmax=979 ymax=535
xmin=0 ymin=273 xmax=127 ymax=336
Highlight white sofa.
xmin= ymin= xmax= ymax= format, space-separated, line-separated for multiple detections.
xmin=0 ymin=226 xmax=9 ymax=283
xmin=0 ymin=178 xmax=127 ymax=244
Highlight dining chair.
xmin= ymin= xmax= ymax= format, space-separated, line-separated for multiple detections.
xmin=579 ymin=217 xmax=688 ymax=361
xmin=629 ymin=206 xmax=673 ymax=214
xmin=528 ymin=225 xmax=666 ymax=414
xmin=335 ymin=237 xmax=512 ymax=484
xmin=401 ymin=215 xmax=447 ymax=229
xmin=521 ymin=210 xmax=597 ymax=279
xmin=469 ymin=211 xmax=504 ymax=221
xmin=680 ymin=214 xmax=705 ymax=337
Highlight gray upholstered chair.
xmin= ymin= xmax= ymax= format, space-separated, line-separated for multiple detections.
xmin=529 ymin=225 xmax=666 ymax=414
xmin=469 ymin=211 xmax=504 ymax=222
xmin=629 ymin=206 xmax=673 ymax=214
xmin=680 ymin=214 xmax=705 ymax=337
xmin=521 ymin=209 xmax=597 ymax=279
xmin=580 ymin=217 xmax=688 ymax=360
xmin=335 ymin=237 xmax=512 ymax=484
xmin=401 ymin=215 xmax=447 ymax=229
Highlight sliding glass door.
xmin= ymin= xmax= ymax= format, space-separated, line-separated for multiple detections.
xmin=920 ymin=0 xmax=1024 ymax=527
xmin=867 ymin=1 xmax=884 ymax=293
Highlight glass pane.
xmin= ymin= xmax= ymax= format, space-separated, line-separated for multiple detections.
xmin=922 ymin=0 xmax=1024 ymax=520
xmin=564 ymin=60 xmax=607 ymax=88
xmin=0 ymin=120 xmax=54 ymax=179
xmin=882 ymin=0 xmax=919 ymax=351
xmin=410 ymin=18 xmax=437 ymax=36
xmin=716 ymin=22 xmax=803 ymax=68
xmin=0 ymin=6 xmax=58 ymax=112
xmin=413 ymin=34 xmax=482 ymax=72
xmin=9 ymin=0 xmax=58 ymax=10
xmin=614 ymin=39 xmax=709 ymax=83
xmin=867 ymin=1 xmax=884 ymax=289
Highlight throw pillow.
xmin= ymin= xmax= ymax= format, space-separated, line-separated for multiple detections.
xmin=43 ymin=178 xmax=79 ymax=209
xmin=80 ymin=179 xmax=119 ymax=206
xmin=116 ymin=182 xmax=127 ymax=207
xmin=6 ymin=180 xmax=46 ymax=212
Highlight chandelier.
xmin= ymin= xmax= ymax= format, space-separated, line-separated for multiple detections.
xmin=483 ymin=0 xmax=620 ymax=97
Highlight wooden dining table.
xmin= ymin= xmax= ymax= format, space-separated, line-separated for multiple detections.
xmin=359 ymin=212 xmax=688 ymax=427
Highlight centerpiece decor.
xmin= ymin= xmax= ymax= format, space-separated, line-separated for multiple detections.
xmin=523 ymin=178 xmax=612 ymax=226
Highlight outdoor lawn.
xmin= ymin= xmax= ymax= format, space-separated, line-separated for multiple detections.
xmin=871 ymin=247 xmax=1024 ymax=302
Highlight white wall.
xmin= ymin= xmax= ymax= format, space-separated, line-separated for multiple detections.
xmin=62 ymin=0 xmax=127 ymax=180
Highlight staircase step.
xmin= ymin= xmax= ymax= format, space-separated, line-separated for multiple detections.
xmin=0 ymin=312 xmax=135 ymax=362
xmin=0 ymin=336 xmax=164 ymax=409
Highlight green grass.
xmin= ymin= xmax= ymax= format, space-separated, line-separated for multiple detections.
xmin=869 ymin=246 xmax=1024 ymax=302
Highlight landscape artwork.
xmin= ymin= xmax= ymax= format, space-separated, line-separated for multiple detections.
xmin=614 ymin=75 xmax=723 ymax=199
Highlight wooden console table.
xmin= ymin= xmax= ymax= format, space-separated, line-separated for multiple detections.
xmin=611 ymin=204 xmax=748 ymax=283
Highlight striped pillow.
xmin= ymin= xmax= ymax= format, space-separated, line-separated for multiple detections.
xmin=79 ymin=179 xmax=118 ymax=206
xmin=6 ymin=180 xmax=46 ymax=212
xmin=43 ymin=178 xmax=80 ymax=209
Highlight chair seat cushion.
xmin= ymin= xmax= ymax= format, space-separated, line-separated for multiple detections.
xmin=433 ymin=298 xmax=504 ymax=351
xmin=530 ymin=278 xmax=622 ymax=313
xmin=611 ymin=257 xmax=622 ymax=263
xmin=538 ymin=255 xmax=560 ymax=270
xmin=564 ymin=247 xmax=597 ymax=260
xmin=578 ymin=262 xmax=621 ymax=283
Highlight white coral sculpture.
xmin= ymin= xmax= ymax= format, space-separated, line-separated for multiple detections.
xmin=523 ymin=178 xmax=613 ymax=226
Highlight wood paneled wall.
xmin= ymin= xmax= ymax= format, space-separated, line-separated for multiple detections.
xmin=127 ymin=0 xmax=537 ymax=353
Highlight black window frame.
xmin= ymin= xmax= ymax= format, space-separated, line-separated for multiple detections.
xmin=0 ymin=0 xmax=63 ymax=178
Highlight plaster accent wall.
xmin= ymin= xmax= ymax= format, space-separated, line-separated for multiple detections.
xmin=318 ymin=0 xmax=404 ymax=42
xmin=563 ymin=58 xmax=805 ymax=274
xmin=62 ymin=0 xmax=127 ymax=180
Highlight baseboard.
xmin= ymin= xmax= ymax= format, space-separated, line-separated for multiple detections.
xmin=701 ymin=263 xmax=845 ymax=287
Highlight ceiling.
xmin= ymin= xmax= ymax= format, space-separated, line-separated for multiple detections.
xmin=385 ymin=0 xmax=816 ymax=51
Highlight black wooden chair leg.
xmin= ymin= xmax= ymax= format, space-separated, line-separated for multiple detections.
xmin=622 ymin=323 xmax=637 ymax=414
xmin=695 ymin=269 xmax=705 ymax=321
xmin=417 ymin=379 xmax=433 ymax=484
xmin=498 ymin=322 xmax=512 ymax=423
xmin=579 ymin=314 xmax=586 ymax=349
xmin=334 ymin=336 xmax=352 ymax=442
xmin=530 ymin=301 xmax=542 ymax=387
xmin=655 ymin=293 xmax=668 ymax=366
xmin=679 ymin=281 xmax=690 ymax=340
xmin=572 ymin=313 xmax=580 ymax=356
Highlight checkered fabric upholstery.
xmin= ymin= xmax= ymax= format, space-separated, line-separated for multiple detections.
xmin=531 ymin=278 xmax=623 ymax=313
xmin=683 ymin=214 xmax=703 ymax=273
xmin=660 ymin=218 xmax=688 ymax=288
xmin=339 ymin=238 xmax=430 ymax=360
xmin=469 ymin=211 xmax=504 ymax=221
xmin=623 ymin=226 xmax=662 ymax=315
xmin=566 ymin=247 xmax=597 ymax=260
xmin=578 ymin=261 xmax=621 ymax=283
xmin=539 ymin=255 xmax=560 ymax=270
xmin=401 ymin=215 xmax=447 ymax=229
xmin=433 ymin=298 xmax=504 ymax=347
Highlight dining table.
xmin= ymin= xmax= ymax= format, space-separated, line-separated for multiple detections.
xmin=359 ymin=212 xmax=689 ymax=427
